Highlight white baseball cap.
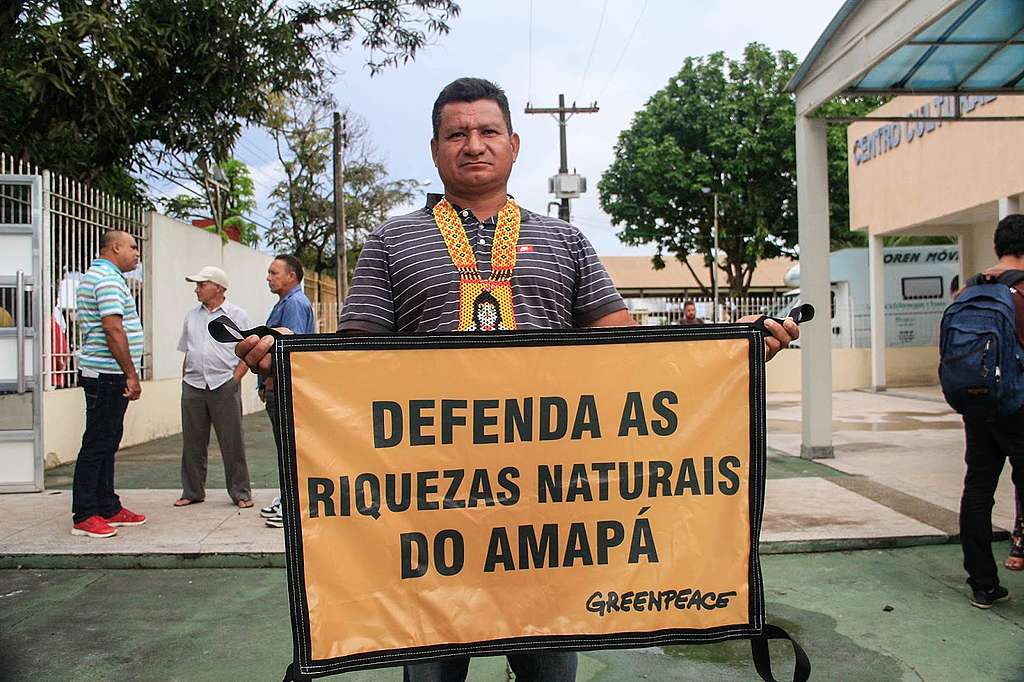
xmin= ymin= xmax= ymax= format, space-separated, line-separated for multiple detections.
xmin=185 ymin=265 xmax=229 ymax=289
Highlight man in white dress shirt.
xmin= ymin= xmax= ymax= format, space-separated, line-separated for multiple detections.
xmin=175 ymin=266 xmax=254 ymax=508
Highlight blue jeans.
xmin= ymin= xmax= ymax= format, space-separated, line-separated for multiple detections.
xmin=403 ymin=651 xmax=577 ymax=682
xmin=72 ymin=373 xmax=129 ymax=523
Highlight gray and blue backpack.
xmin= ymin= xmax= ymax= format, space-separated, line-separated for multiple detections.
xmin=939 ymin=270 xmax=1024 ymax=418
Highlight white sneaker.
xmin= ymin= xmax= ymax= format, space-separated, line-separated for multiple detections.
xmin=265 ymin=512 xmax=284 ymax=528
xmin=260 ymin=497 xmax=281 ymax=519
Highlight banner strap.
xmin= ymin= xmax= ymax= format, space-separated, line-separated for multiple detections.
xmin=282 ymin=663 xmax=313 ymax=682
xmin=749 ymin=624 xmax=811 ymax=682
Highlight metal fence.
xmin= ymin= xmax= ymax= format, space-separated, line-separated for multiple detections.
xmin=303 ymin=272 xmax=339 ymax=333
xmin=1 ymin=153 xmax=148 ymax=389
xmin=288 ymin=288 xmax=803 ymax=336
xmin=624 ymin=294 xmax=794 ymax=326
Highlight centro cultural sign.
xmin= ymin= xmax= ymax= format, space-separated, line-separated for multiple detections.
xmin=852 ymin=95 xmax=998 ymax=166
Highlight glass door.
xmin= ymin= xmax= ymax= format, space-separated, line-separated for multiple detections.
xmin=0 ymin=175 xmax=43 ymax=492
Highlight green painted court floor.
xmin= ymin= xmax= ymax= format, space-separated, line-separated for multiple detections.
xmin=3 ymin=543 xmax=1022 ymax=681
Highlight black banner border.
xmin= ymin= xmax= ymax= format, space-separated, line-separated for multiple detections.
xmin=272 ymin=324 xmax=768 ymax=677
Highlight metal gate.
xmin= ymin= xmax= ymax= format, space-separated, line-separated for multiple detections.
xmin=0 ymin=174 xmax=43 ymax=492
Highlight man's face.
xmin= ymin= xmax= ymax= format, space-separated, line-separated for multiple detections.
xmin=430 ymin=99 xmax=519 ymax=199
xmin=267 ymin=259 xmax=296 ymax=295
xmin=684 ymin=304 xmax=696 ymax=320
xmin=111 ymin=235 xmax=140 ymax=273
xmin=194 ymin=281 xmax=223 ymax=306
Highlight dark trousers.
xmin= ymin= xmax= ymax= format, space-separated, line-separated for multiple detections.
xmin=181 ymin=380 xmax=251 ymax=504
xmin=72 ymin=372 xmax=129 ymax=523
xmin=403 ymin=652 xmax=578 ymax=682
xmin=960 ymin=411 xmax=1024 ymax=590
xmin=266 ymin=388 xmax=282 ymax=451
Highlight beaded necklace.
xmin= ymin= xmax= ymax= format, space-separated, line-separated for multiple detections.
xmin=432 ymin=197 xmax=520 ymax=331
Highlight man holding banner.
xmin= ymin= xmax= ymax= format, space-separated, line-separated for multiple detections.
xmin=236 ymin=77 xmax=799 ymax=681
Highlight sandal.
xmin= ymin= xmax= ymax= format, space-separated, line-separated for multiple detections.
xmin=236 ymin=499 xmax=254 ymax=509
xmin=174 ymin=498 xmax=203 ymax=507
xmin=1006 ymin=555 xmax=1024 ymax=571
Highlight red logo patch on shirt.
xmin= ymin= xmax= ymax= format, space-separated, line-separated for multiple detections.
xmin=517 ymin=245 xmax=535 ymax=253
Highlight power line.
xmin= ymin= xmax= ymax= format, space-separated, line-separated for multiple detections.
xmin=577 ymin=0 xmax=609 ymax=98
xmin=233 ymin=137 xmax=280 ymax=169
xmin=527 ymin=0 xmax=534 ymax=103
xmin=596 ymin=0 xmax=648 ymax=101
xmin=146 ymin=167 xmax=276 ymax=233
xmin=233 ymin=156 xmax=283 ymax=189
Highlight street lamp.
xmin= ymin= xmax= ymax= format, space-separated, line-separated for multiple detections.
xmin=701 ymin=187 xmax=720 ymax=322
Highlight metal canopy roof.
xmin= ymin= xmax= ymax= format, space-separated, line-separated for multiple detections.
xmin=851 ymin=0 xmax=1024 ymax=93
xmin=787 ymin=0 xmax=1024 ymax=105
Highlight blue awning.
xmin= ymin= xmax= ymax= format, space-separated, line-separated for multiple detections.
xmin=850 ymin=0 xmax=1024 ymax=92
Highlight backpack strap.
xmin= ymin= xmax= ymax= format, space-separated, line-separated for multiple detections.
xmin=966 ymin=270 xmax=1024 ymax=346
xmin=995 ymin=270 xmax=1024 ymax=347
xmin=750 ymin=624 xmax=811 ymax=681
xmin=282 ymin=663 xmax=313 ymax=682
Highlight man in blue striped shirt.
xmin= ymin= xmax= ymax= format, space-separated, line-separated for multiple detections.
xmin=71 ymin=231 xmax=148 ymax=539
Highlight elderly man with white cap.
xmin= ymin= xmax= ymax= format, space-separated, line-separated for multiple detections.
xmin=175 ymin=266 xmax=254 ymax=508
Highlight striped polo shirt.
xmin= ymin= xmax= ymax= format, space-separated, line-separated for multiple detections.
xmin=340 ymin=195 xmax=625 ymax=333
xmin=77 ymin=258 xmax=144 ymax=374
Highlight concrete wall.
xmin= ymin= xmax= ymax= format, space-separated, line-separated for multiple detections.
xmin=43 ymin=374 xmax=264 ymax=468
xmin=147 ymin=213 xmax=276 ymax=380
xmin=963 ymin=220 xmax=1000 ymax=277
xmin=766 ymin=346 xmax=939 ymax=393
xmin=848 ymin=95 xmax=1024 ymax=235
xmin=42 ymin=214 xmax=276 ymax=467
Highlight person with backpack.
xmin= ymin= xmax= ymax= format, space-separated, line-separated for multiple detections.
xmin=939 ymin=213 xmax=1024 ymax=608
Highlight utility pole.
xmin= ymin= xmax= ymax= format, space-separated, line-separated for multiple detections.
xmin=702 ymin=186 xmax=722 ymax=322
xmin=333 ymin=111 xmax=348 ymax=318
xmin=524 ymin=95 xmax=598 ymax=222
xmin=198 ymin=157 xmax=228 ymax=236
xmin=712 ymin=192 xmax=720 ymax=323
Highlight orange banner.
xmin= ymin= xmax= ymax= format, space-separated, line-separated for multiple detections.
xmin=273 ymin=326 xmax=767 ymax=676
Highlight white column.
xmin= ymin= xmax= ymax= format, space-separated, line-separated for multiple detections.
xmin=796 ymin=115 xmax=833 ymax=459
xmin=998 ymin=195 xmax=1020 ymax=219
xmin=868 ymin=232 xmax=886 ymax=391
xmin=957 ymin=231 xmax=972 ymax=292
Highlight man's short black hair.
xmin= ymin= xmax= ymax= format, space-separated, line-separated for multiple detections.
xmin=994 ymin=214 xmax=1024 ymax=258
xmin=432 ymin=77 xmax=513 ymax=140
xmin=683 ymin=300 xmax=696 ymax=308
xmin=274 ymin=254 xmax=305 ymax=282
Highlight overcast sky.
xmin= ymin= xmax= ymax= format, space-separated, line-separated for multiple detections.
xmin=220 ymin=0 xmax=848 ymax=256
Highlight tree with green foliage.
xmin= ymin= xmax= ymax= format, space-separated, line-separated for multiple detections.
xmin=264 ymin=95 xmax=417 ymax=279
xmin=0 ymin=0 xmax=459 ymax=199
xmin=600 ymin=43 xmax=800 ymax=296
xmin=600 ymin=43 xmax=887 ymax=295
xmin=161 ymin=158 xmax=260 ymax=245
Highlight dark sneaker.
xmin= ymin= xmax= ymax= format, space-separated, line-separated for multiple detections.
xmin=970 ymin=585 xmax=1009 ymax=609
xmin=104 ymin=508 xmax=147 ymax=527
xmin=265 ymin=512 xmax=284 ymax=528
xmin=72 ymin=515 xmax=118 ymax=539
xmin=260 ymin=497 xmax=281 ymax=519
